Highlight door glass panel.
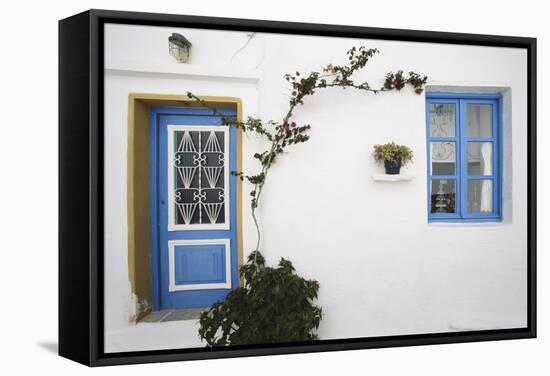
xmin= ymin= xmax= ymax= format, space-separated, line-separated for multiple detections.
xmin=429 ymin=103 xmax=455 ymax=137
xmin=173 ymin=129 xmax=227 ymax=226
xmin=468 ymin=179 xmax=493 ymax=213
xmin=467 ymin=104 xmax=493 ymax=138
xmin=430 ymin=142 xmax=456 ymax=175
xmin=430 ymin=179 xmax=456 ymax=214
xmin=468 ymin=142 xmax=493 ymax=176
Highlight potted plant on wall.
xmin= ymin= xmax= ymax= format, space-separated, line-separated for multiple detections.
xmin=373 ymin=142 xmax=413 ymax=175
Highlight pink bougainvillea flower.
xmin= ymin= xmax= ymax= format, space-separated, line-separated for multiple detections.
xmin=291 ymin=122 xmax=297 ymax=128
xmin=292 ymin=91 xmax=297 ymax=96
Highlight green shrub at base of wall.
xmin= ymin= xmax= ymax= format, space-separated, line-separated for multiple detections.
xmin=198 ymin=252 xmax=322 ymax=346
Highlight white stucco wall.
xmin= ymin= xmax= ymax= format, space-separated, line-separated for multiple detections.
xmin=103 ymin=23 xmax=527 ymax=352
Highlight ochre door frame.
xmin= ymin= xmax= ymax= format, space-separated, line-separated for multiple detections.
xmin=127 ymin=93 xmax=244 ymax=323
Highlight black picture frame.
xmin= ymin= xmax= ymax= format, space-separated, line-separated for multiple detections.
xmin=59 ymin=9 xmax=537 ymax=367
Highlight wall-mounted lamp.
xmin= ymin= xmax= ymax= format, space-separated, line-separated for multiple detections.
xmin=168 ymin=33 xmax=192 ymax=63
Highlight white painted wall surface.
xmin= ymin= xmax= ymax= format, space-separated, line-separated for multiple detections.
xmin=103 ymin=23 xmax=527 ymax=351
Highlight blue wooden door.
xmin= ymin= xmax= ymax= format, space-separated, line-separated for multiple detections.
xmin=150 ymin=106 xmax=239 ymax=310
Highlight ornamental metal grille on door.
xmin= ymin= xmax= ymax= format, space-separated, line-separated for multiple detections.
xmin=167 ymin=125 xmax=230 ymax=231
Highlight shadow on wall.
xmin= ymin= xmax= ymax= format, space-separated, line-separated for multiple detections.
xmin=36 ymin=341 xmax=58 ymax=355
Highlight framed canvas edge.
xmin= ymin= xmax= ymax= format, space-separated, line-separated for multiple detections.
xmin=59 ymin=8 xmax=537 ymax=367
xmin=91 ymin=329 xmax=536 ymax=366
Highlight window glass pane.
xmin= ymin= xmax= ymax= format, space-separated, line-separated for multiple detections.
xmin=467 ymin=104 xmax=493 ymax=138
xmin=468 ymin=179 xmax=493 ymax=213
xmin=173 ymin=129 xmax=227 ymax=225
xmin=468 ymin=142 xmax=493 ymax=176
xmin=430 ymin=179 xmax=456 ymax=214
xmin=429 ymin=103 xmax=455 ymax=137
xmin=431 ymin=142 xmax=456 ymax=175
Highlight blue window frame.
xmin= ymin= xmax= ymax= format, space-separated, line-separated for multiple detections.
xmin=426 ymin=93 xmax=502 ymax=222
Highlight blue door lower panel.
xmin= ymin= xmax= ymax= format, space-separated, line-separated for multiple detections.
xmin=170 ymin=241 xmax=229 ymax=287
xmin=150 ymin=106 xmax=239 ymax=310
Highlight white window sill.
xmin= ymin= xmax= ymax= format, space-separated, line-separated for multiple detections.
xmin=427 ymin=220 xmax=506 ymax=227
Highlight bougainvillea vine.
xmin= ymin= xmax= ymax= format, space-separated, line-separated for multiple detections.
xmin=187 ymin=46 xmax=427 ymax=265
